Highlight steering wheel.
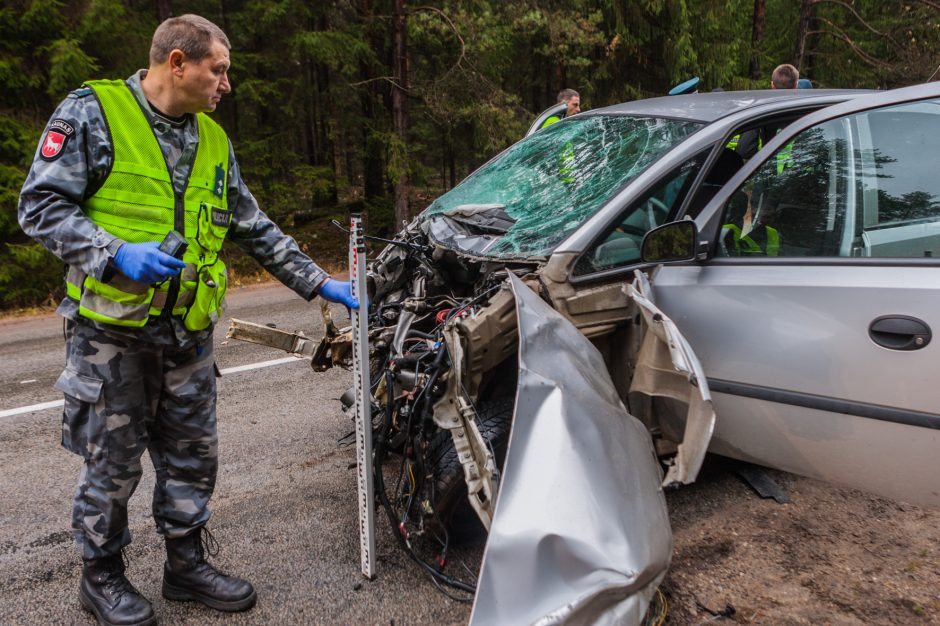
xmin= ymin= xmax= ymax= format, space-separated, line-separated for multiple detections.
xmin=645 ymin=197 xmax=670 ymax=230
xmin=615 ymin=224 xmax=648 ymax=238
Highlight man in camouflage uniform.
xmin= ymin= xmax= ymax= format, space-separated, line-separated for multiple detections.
xmin=18 ymin=14 xmax=357 ymax=626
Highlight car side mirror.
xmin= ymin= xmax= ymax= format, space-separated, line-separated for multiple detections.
xmin=641 ymin=220 xmax=698 ymax=263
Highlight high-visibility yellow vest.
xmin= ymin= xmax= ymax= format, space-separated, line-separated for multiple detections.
xmin=775 ymin=142 xmax=794 ymax=174
xmin=726 ymin=130 xmax=793 ymax=174
xmin=726 ymin=133 xmax=764 ymax=153
xmin=722 ymin=223 xmax=780 ymax=256
xmin=558 ymin=140 xmax=576 ymax=184
xmin=67 ymin=79 xmax=232 ymax=330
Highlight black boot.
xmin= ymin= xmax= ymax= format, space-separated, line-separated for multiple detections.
xmin=79 ymin=555 xmax=156 ymax=626
xmin=162 ymin=527 xmax=256 ymax=612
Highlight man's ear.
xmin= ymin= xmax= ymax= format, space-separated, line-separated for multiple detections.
xmin=169 ymin=49 xmax=186 ymax=76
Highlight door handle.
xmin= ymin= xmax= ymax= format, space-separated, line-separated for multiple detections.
xmin=868 ymin=315 xmax=931 ymax=351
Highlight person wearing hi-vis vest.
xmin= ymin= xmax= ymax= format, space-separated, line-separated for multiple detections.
xmin=540 ymin=88 xmax=581 ymax=129
xmin=18 ymin=15 xmax=357 ymax=626
xmin=721 ymin=186 xmax=780 ymax=256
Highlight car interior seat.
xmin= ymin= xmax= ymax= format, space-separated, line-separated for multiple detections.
xmin=686 ymin=148 xmax=745 ymax=217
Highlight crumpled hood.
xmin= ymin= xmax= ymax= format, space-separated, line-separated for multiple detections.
xmin=469 ymin=274 xmax=673 ymax=626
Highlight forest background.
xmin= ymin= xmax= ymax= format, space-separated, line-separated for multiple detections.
xmin=1 ymin=0 xmax=939 ymax=309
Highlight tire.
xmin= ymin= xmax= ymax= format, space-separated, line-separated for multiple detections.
xmin=423 ymin=397 xmax=514 ymax=543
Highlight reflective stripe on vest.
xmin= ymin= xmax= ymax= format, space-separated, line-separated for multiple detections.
xmin=776 ymin=141 xmax=794 ymax=174
xmin=558 ymin=140 xmax=576 ymax=184
xmin=722 ymin=223 xmax=780 ymax=256
xmin=69 ymin=79 xmax=231 ymax=328
xmin=726 ymin=133 xmax=764 ymax=153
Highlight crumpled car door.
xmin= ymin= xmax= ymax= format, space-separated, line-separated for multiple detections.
xmin=626 ymin=269 xmax=716 ymax=487
xmin=470 ymin=274 xmax=672 ymax=626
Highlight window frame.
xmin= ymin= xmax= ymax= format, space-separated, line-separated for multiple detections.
xmin=694 ymin=85 xmax=940 ymax=266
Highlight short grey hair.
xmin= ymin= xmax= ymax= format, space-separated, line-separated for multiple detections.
xmin=150 ymin=14 xmax=230 ymax=65
xmin=556 ymin=88 xmax=579 ymax=103
xmin=771 ymin=64 xmax=800 ymax=89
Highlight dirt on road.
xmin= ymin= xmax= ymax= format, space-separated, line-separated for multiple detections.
xmin=659 ymin=457 xmax=940 ymax=625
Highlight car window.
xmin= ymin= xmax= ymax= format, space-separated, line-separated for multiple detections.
xmin=717 ymin=99 xmax=940 ymax=258
xmin=684 ymin=114 xmax=821 ymax=220
xmin=423 ymin=115 xmax=702 ymax=259
xmin=575 ymin=151 xmax=708 ymax=275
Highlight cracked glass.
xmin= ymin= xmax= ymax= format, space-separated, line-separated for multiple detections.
xmin=422 ymin=115 xmax=703 ymax=259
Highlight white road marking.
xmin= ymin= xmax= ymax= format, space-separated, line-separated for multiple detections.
xmin=19 ymin=380 xmax=37 ymax=384
xmin=218 ymin=356 xmax=303 ymax=375
xmin=0 ymin=399 xmax=63 ymax=418
xmin=0 ymin=356 xmax=306 ymax=419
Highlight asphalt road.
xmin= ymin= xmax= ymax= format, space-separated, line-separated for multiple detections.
xmin=2 ymin=282 xmax=938 ymax=625
xmin=0 ymin=282 xmax=473 ymax=625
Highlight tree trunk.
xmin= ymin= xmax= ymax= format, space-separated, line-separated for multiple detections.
xmin=360 ymin=0 xmax=384 ymax=200
xmin=216 ymin=0 xmax=238 ymax=135
xmin=328 ymin=73 xmax=344 ymax=204
xmin=748 ymin=0 xmax=765 ymax=81
xmin=155 ymin=0 xmax=172 ymax=22
xmin=300 ymin=58 xmax=314 ymax=166
xmin=392 ymin=0 xmax=410 ymax=226
xmin=448 ymin=136 xmax=456 ymax=189
xmin=793 ymin=0 xmax=815 ymax=70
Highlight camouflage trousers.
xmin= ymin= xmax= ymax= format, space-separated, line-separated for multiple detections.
xmin=55 ymin=320 xmax=218 ymax=560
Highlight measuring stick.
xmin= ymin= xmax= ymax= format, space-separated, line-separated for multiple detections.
xmin=349 ymin=212 xmax=376 ymax=579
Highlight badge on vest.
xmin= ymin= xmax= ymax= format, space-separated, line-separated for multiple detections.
xmin=214 ymin=164 xmax=225 ymax=198
xmin=211 ymin=206 xmax=232 ymax=228
xmin=40 ymin=119 xmax=74 ymax=161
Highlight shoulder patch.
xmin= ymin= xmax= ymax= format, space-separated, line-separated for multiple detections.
xmin=70 ymin=87 xmax=94 ymax=98
xmin=40 ymin=119 xmax=74 ymax=161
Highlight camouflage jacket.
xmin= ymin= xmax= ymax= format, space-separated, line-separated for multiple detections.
xmin=18 ymin=71 xmax=328 ymax=346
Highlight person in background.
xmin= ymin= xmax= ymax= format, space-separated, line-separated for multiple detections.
xmin=540 ymin=88 xmax=581 ymax=128
xmin=18 ymin=14 xmax=358 ymax=626
xmin=771 ymin=64 xmax=800 ymax=89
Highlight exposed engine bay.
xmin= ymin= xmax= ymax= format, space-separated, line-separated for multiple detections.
xmin=312 ymin=218 xmax=535 ymax=594
xmin=227 ymin=211 xmax=715 ymax=622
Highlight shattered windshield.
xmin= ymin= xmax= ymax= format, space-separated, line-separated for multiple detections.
xmin=422 ymin=115 xmax=703 ymax=258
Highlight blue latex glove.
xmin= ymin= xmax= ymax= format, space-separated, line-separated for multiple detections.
xmin=112 ymin=241 xmax=186 ymax=284
xmin=318 ymin=278 xmax=360 ymax=310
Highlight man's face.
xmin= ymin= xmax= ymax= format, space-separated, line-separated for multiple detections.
xmin=566 ymin=96 xmax=581 ymax=117
xmin=178 ymin=39 xmax=231 ymax=114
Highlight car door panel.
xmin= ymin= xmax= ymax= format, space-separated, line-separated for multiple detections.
xmin=704 ymin=394 xmax=939 ymax=507
xmin=651 ymin=264 xmax=940 ymax=506
xmin=650 ymin=83 xmax=940 ymax=508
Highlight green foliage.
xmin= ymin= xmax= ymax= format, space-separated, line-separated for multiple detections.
xmin=292 ymin=31 xmax=376 ymax=76
xmin=292 ymin=164 xmax=335 ymax=207
xmin=0 ymin=242 xmax=63 ymax=308
xmin=0 ymin=114 xmax=39 ymax=242
xmin=47 ymin=38 xmax=100 ymax=98
xmin=3 ymin=0 xmax=939 ymax=308
xmin=0 ymin=163 xmax=27 ymax=238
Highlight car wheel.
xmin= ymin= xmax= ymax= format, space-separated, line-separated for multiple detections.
xmin=423 ymin=396 xmax=514 ymax=543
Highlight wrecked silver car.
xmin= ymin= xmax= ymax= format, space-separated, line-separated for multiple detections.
xmin=231 ymin=82 xmax=940 ymax=624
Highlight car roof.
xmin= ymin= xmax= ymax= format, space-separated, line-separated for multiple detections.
xmin=584 ymin=89 xmax=875 ymax=124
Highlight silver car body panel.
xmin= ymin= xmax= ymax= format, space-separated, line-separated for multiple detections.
xmin=648 ymin=81 xmax=940 ymax=508
xmin=586 ymin=89 xmax=872 ymax=124
xmin=650 ymin=264 xmax=940 ymax=507
xmin=470 ymin=274 xmax=671 ymax=626
xmin=627 ymin=271 xmax=716 ymax=486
